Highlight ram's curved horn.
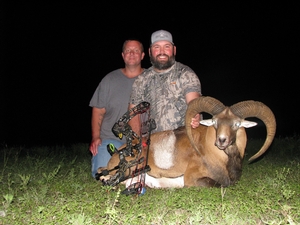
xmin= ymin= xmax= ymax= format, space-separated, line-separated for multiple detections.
xmin=230 ymin=101 xmax=276 ymax=162
xmin=185 ymin=96 xmax=226 ymax=155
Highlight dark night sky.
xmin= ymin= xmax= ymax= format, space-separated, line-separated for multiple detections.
xmin=1 ymin=2 xmax=299 ymax=147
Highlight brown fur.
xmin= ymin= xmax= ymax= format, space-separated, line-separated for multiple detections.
xmin=99 ymin=97 xmax=275 ymax=188
xmin=100 ymin=125 xmax=247 ymax=188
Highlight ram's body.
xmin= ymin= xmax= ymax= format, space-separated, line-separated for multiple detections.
xmin=99 ymin=96 xmax=276 ymax=188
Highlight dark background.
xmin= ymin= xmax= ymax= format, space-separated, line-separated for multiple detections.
xmin=1 ymin=2 xmax=299 ymax=147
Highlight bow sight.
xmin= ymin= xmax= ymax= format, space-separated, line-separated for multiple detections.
xmin=95 ymin=102 xmax=156 ymax=195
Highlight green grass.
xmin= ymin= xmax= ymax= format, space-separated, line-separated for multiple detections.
xmin=0 ymin=137 xmax=299 ymax=225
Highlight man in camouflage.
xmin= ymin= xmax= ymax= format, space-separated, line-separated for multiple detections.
xmin=129 ymin=30 xmax=202 ymax=134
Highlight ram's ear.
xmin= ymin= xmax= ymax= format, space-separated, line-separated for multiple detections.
xmin=199 ymin=119 xmax=214 ymax=127
xmin=241 ymin=120 xmax=257 ymax=128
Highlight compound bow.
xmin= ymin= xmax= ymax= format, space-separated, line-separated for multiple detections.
xmin=95 ymin=101 xmax=156 ymax=195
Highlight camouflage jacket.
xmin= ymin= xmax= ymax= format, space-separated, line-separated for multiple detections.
xmin=130 ymin=61 xmax=201 ymax=133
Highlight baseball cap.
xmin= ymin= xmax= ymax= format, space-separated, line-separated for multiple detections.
xmin=151 ymin=30 xmax=174 ymax=45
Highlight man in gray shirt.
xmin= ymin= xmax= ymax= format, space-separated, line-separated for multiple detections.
xmin=89 ymin=39 xmax=144 ymax=178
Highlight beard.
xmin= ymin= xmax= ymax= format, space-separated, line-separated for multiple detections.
xmin=150 ymin=54 xmax=175 ymax=70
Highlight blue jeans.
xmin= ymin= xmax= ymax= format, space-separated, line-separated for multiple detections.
xmin=91 ymin=139 xmax=124 ymax=178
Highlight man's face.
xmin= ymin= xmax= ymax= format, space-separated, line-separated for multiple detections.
xmin=122 ymin=41 xmax=145 ymax=66
xmin=149 ymin=41 xmax=176 ymax=71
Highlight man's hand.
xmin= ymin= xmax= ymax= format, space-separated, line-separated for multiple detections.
xmin=89 ymin=137 xmax=102 ymax=156
xmin=191 ymin=113 xmax=201 ymax=129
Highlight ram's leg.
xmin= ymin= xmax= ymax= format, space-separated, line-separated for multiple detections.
xmin=184 ymin=163 xmax=221 ymax=187
xmin=144 ymin=174 xmax=184 ymax=188
xmin=95 ymin=167 xmax=112 ymax=183
xmin=94 ymin=152 xmax=122 ymax=183
xmin=106 ymin=152 xmax=122 ymax=170
xmin=195 ymin=177 xmax=221 ymax=187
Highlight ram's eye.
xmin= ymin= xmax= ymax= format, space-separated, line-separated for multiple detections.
xmin=234 ymin=122 xmax=241 ymax=127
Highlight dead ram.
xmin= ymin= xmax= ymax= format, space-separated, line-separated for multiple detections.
xmin=99 ymin=96 xmax=276 ymax=188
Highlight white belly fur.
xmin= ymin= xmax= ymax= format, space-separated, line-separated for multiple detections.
xmin=125 ymin=173 xmax=184 ymax=188
xmin=152 ymin=131 xmax=176 ymax=169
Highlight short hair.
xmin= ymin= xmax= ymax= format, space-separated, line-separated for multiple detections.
xmin=122 ymin=39 xmax=144 ymax=53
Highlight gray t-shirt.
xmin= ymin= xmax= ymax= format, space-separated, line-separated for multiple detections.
xmin=130 ymin=61 xmax=201 ymax=133
xmin=89 ymin=69 xmax=137 ymax=142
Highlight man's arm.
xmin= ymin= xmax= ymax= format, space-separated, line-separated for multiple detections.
xmin=128 ymin=103 xmax=141 ymax=135
xmin=89 ymin=107 xmax=106 ymax=156
xmin=186 ymin=92 xmax=202 ymax=128
xmin=186 ymin=92 xmax=201 ymax=104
